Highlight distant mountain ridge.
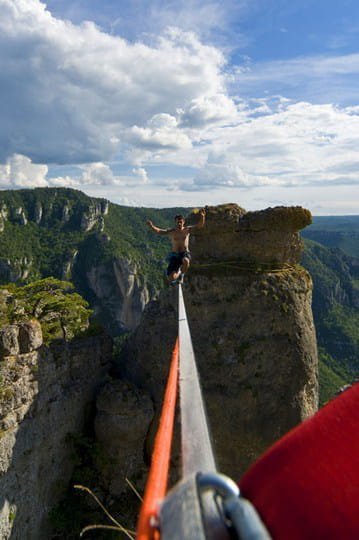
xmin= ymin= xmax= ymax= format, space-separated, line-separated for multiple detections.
xmin=302 ymin=215 xmax=359 ymax=257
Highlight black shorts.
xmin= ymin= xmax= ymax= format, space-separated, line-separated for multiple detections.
xmin=166 ymin=251 xmax=191 ymax=276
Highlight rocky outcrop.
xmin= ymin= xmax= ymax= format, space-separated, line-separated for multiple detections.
xmin=18 ymin=320 xmax=43 ymax=353
xmin=0 ymin=321 xmax=42 ymax=358
xmin=0 ymin=205 xmax=8 ymax=232
xmin=61 ymin=204 xmax=70 ymax=223
xmin=34 ymin=203 xmax=43 ymax=224
xmin=61 ymin=250 xmax=78 ymax=281
xmin=118 ymin=204 xmax=318 ymax=480
xmin=0 ymin=326 xmax=21 ymax=357
xmin=0 ymin=324 xmax=112 ymax=540
xmin=86 ymin=256 xmax=151 ymax=334
xmin=0 ymin=205 xmax=8 ymax=221
xmin=0 ymin=192 xmax=109 ymax=232
xmin=80 ymin=203 xmax=108 ymax=232
xmin=0 ymin=257 xmax=34 ymax=283
xmin=13 ymin=208 xmax=27 ymax=226
xmin=188 ymin=204 xmax=311 ymax=265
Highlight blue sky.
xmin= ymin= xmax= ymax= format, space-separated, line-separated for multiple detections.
xmin=0 ymin=0 xmax=358 ymax=213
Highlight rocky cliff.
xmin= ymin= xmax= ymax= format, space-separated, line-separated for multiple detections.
xmin=113 ymin=204 xmax=318 ymax=486
xmin=0 ymin=201 xmax=319 ymax=538
xmin=0 ymin=321 xmax=112 ymax=540
xmin=85 ymin=255 xmax=150 ymax=334
xmin=0 ymin=188 xmax=153 ymax=334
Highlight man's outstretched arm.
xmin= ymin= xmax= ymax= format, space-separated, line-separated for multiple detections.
xmin=146 ymin=220 xmax=171 ymax=235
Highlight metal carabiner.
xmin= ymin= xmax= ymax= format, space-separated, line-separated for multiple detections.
xmin=197 ymin=472 xmax=272 ymax=540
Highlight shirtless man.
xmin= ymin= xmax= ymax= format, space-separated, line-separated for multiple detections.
xmin=146 ymin=209 xmax=206 ymax=284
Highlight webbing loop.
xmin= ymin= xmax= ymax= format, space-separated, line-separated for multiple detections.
xmin=136 ymin=338 xmax=179 ymax=540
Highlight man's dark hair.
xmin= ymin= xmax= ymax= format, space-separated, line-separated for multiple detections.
xmin=175 ymin=215 xmax=185 ymax=221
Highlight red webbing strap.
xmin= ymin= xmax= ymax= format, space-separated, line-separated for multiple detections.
xmin=136 ymin=338 xmax=179 ymax=540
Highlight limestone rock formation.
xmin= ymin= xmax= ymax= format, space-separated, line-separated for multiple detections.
xmin=0 ymin=205 xmax=8 ymax=233
xmin=188 ymin=204 xmax=311 ymax=265
xmin=61 ymin=250 xmax=78 ymax=281
xmin=61 ymin=204 xmax=70 ymax=223
xmin=0 ymin=328 xmax=112 ymax=539
xmin=34 ymin=203 xmax=43 ymax=224
xmin=0 ymin=205 xmax=8 ymax=220
xmin=18 ymin=320 xmax=43 ymax=353
xmin=0 ymin=191 xmax=109 ymax=234
xmin=0 ymin=326 xmax=20 ymax=357
xmin=0 ymin=257 xmax=33 ymax=283
xmin=80 ymin=202 xmax=108 ymax=232
xmin=0 ymin=320 xmax=42 ymax=358
xmin=120 ymin=204 xmax=318 ymax=479
xmin=14 ymin=207 xmax=27 ymax=226
xmin=86 ymin=256 xmax=151 ymax=333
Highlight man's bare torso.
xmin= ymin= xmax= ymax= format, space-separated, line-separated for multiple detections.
xmin=146 ymin=208 xmax=205 ymax=260
xmin=168 ymin=227 xmax=192 ymax=252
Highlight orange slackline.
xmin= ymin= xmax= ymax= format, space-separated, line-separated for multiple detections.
xmin=136 ymin=338 xmax=179 ymax=540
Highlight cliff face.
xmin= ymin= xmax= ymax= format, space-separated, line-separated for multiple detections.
xmin=0 ymin=322 xmax=112 ymax=540
xmin=302 ymin=241 xmax=359 ymax=311
xmin=301 ymin=241 xmax=359 ymax=379
xmin=86 ymin=256 xmax=150 ymax=334
xmin=0 ymin=196 xmax=108 ymax=233
xmin=0 ymin=188 xmax=153 ymax=334
xmin=117 ymin=204 xmax=318 ymax=480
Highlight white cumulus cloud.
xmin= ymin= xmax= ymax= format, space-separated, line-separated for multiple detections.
xmin=79 ymin=162 xmax=118 ymax=185
xmin=179 ymin=93 xmax=238 ymax=127
xmin=0 ymin=0 xmax=229 ymax=166
xmin=129 ymin=114 xmax=192 ymax=151
xmin=0 ymin=154 xmax=48 ymax=187
xmin=1 ymin=0 xmax=359 ymax=212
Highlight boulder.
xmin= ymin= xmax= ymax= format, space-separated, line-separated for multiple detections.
xmin=189 ymin=204 xmax=312 ymax=265
xmin=19 ymin=320 xmax=43 ymax=353
xmin=0 ymin=326 xmax=20 ymax=357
